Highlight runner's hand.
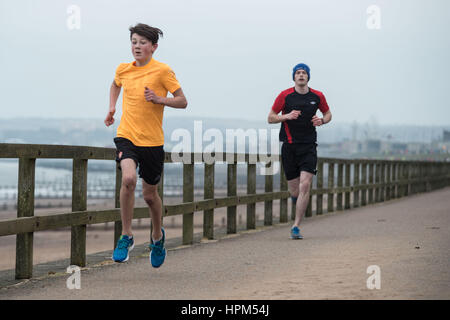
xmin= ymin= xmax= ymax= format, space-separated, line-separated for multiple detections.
xmin=104 ymin=109 xmax=115 ymax=127
xmin=145 ymin=87 xmax=163 ymax=104
xmin=311 ymin=115 xmax=323 ymax=126
xmin=284 ymin=110 xmax=301 ymax=120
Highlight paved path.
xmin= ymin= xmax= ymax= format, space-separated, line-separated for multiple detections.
xmin=1 ymin=188 xmax=449 ymax=300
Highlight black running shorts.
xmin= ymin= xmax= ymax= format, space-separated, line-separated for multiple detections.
xmin=281 ymin=142 xmax=317 ymax=181
xmin=114 ymin=137 xmax=165 ymax=185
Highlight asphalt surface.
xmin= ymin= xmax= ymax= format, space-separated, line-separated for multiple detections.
xmin=1 ymin=187 xmax=449 ymax=300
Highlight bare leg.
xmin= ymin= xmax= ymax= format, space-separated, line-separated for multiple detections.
xmin=288 ymin=171 xmax=313 ymax=228
xmin=119 ymin=158 xmax=137 ymax=237
xmin=142 ymin=180 xmax=163 ymax=241
xmin=287 ymin=177 xmax=300 ymax=199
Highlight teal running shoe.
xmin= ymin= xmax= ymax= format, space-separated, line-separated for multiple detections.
xmin=291 ymin=226 xmax=303 ymax=239
xmin=150 ymin=228 xmax=166 ymax=268
xmin=112 ymin=235 xmax=134 ymax=262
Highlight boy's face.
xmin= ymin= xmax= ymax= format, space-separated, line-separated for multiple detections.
xmin=131 ymin=33 xmax=157 ymax=61
xmin=294 ymin=69 xmax=308 ymax=86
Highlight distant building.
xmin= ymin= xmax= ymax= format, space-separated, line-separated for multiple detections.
xmin=364 ymin=140 xmax=381 ymax=153
xmin=432 ymin=141 xmax=450 ymax=154
xmin=407 ymin=143 xmax=427 ymax=154
xmin=390 ymin=142 xmax=408 ymax=153
xmin=341 ymin=140 xmax=361 ymax=154
xmin=443 ymin=130 xmax=450 ymax=142
xmin=378 ymin=141 xmax=407 ymax=154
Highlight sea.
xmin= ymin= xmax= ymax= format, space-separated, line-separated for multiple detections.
xmin=0 ymin=159 xmax=267 ymax=202
xmin=0 ymin=159 xmax=118 ymax=201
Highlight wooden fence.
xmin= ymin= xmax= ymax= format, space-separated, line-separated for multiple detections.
xmin=0 ymin=143 xmax=449 ymax=279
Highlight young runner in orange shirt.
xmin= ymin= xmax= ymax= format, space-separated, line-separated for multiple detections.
xmin=105 ymin=23 xmax=187 ymax=267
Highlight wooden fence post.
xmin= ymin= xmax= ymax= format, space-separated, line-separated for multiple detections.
xmin=361 ymin=162 xmax=367 ymax=206
xmin=316 ymin=160 xmax=324 ymax=215
xmin=71 ymin=159 xmax=88 ymax=267
xmin=416 ymin=163 xmax=420 ymax=193
xmin=264 ymin=162 xmax=273 ymax=225
xmin=183 ymin=162 xmax=194 ymax=244
xmin=419 ymin=163 xmax=424 ymax=193
xmin=375 ymin=162 xmax=381 ymax=202
xmin=203 ymin=163 xmax=215 ymax=239
xmin=425 ymin=163 xmax=431 ymax=192
xmin=406 ymin=162 xmax=412 ymax=196
xmin=386 ymin=162 xmax=391 ymax=201
xmin=15 ymin=157 xmax=35 ymax=279
xmin=327 ymin=161 xmax=334 ymax=213
xmin=438 ymin=163 xmax=444 ymax=189
xmin=430 ymin=163 xmax=436 ymax=191
xmin=418 ymin=163 xmax=422 ymax=193
xmin=227 ymin=161 xmax=237 ymax=234
xmin=381 ymin=162 xmax=386 ymax=202
xmin=410 ymin=163 xmax=415 ymax=195
xmin=444 ymin=163 xmax=448 ymax=188
xmin=399 ymin=163 xmax=405 ymax=198
xmin=344 ymin=162 xmax=351 ymax=209
xmin=414 ymin=163 xmax=419 ymax=194
xmin=337 ymin=163 xmax=344 ymax=211
xmin=368 ymin=163 xmax=374 ymax=204
xmin=247 ymin=163 xmax=256 ymax=228
xmin=353 ymin=162 xmax=360 ymax=208
xmin=392 ymin=163 xmax=397 ymax=199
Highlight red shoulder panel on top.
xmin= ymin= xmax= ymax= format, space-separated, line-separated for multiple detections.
xmin=271 ymin=87 xmax=295 ymax=113
xmin=309 ymin=88 xmax=330 ymax=113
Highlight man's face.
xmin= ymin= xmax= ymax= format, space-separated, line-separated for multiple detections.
xmin=131 ymin=33 xmax=157 ymax=61
xmin=294 ymin=69 xmax=308 ymax=86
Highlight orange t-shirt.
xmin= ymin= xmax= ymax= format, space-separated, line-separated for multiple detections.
xmin=114 ymin=58 xmax=181 ymax=146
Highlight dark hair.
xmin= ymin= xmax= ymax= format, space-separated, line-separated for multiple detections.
xmin=129 ymin=23 xmax=163 ymax=44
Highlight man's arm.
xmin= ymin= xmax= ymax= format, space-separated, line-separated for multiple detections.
xmin=144 ymin=87 xmax=188 ymax=109
xmin=105 ymin=80 xmax=121 ymax=127
xmin=268 ymin=109 xmax=301 ymax=124
xmin=322 ymin=110 xmax=332 ymax=123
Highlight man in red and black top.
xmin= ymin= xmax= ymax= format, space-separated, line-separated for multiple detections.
xmin=268 ymin=63 xmax=332 ymax=239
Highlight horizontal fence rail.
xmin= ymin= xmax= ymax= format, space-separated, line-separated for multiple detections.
xmin=1 ymin=143 xmax=450 ymax=279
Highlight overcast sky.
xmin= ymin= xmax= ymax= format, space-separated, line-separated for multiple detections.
xmin=1 ymin=0 xmax=449 ymax=126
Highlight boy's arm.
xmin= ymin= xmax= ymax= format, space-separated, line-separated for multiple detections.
xmin=144 ymin=87 xmax=188 ymax=109
xmin=105 ymin=80 xmax=121 ymax=127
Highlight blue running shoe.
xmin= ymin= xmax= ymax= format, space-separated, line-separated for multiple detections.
xmin=291 ymin=226 xmax=303 ymax=240
xmin=112 ymin=235 xmax=134 ymax=262
xmin=150 ymin=228 xmax=166 ymax=268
